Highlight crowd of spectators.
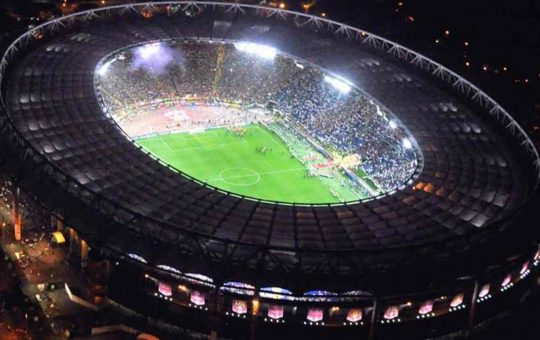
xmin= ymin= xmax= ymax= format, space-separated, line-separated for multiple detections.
xmin=96 ymin=42 xmax=417 ymax=192
xmin=273 ymin=66 xmax=417 ymax=190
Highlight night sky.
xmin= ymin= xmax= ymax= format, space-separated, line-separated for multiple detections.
xmin=310 ymin=0 xmax=540 ymax=129
xmin=318 ymin=0 xmax=539 ymax=75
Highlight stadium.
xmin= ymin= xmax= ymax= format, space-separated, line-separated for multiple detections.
xmin=0 ymin=1 xmax=539 ymax=339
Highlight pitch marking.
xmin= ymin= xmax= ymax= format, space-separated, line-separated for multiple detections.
xmin=218 ymin=167 xmax=261 ymax=186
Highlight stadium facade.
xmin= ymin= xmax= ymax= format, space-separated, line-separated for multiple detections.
xmin=0 ymin=2 xmax=539 ymax=339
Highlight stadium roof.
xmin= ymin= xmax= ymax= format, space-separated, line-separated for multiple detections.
xmin=0 ymin=2 xmax=538 ymax=294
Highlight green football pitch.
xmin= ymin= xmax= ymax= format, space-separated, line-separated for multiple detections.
xmin=135 ymin=124 xmax=366 ymax=204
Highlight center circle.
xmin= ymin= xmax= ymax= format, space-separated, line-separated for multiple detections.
xmin=219 ymin=168 xmax=261 ymax=186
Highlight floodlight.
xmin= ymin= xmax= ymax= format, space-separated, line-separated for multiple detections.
xmin=97 ymin=59 xmax=114 ymax=76
xmin=402 ymin=138 xmax=413 ymax=149
xmin=324 ymin=75 xmax=352 ymax=93
xmin=234 ymin=42 xmax=277 ymax=60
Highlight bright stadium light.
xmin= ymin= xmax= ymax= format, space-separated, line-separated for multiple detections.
xmin=402 ymin=138 xmax=413 ymax=149
xmin=295 ymin=61 xmax=304 ymax=69
xmin=389 ymin=120 xmax=397 ymax=129
xmin=324 ymin=75 xmax=352 ymax=93
xmin=234 ymin=42 xmax=277 ymax=60
xmin=97 ymin=59 xmax=115 ymax=76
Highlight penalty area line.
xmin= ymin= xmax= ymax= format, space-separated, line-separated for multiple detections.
xmin=158 ymin=137 xmax=173 ymax=152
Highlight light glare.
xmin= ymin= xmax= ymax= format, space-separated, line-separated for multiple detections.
xmin=98 ymin=59 xmax=114 ymax=76
xmin=402 ymin=138 xmax=412 ymax=149
xmin=324 ymin=75 xmax=352 ymax=93
xmin=234 ymin=42 xmax=277 ymax=60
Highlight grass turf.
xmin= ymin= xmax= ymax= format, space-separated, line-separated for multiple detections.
xmin=135 ymin=124 xmax=365 ymax=203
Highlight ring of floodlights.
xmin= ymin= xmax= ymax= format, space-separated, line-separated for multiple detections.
xmin=1 ymin=1 xmax=538 ymax=192
xmin=92 ymin=37 xmax=423 ymax=203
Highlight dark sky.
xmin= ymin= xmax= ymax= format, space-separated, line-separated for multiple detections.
xmin=315 ymin=0 xmax=540 ymax=76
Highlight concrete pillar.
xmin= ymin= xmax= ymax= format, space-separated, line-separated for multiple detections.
xmin=466 ymin=281 xmax=480 ymax=338
xmin=209 ymin=288 xmax=222 ymax=340
xmin=368 ymin=299 xmax=379 ymax=340
xmin=13 ymin=188 xmax=21 ymax=241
